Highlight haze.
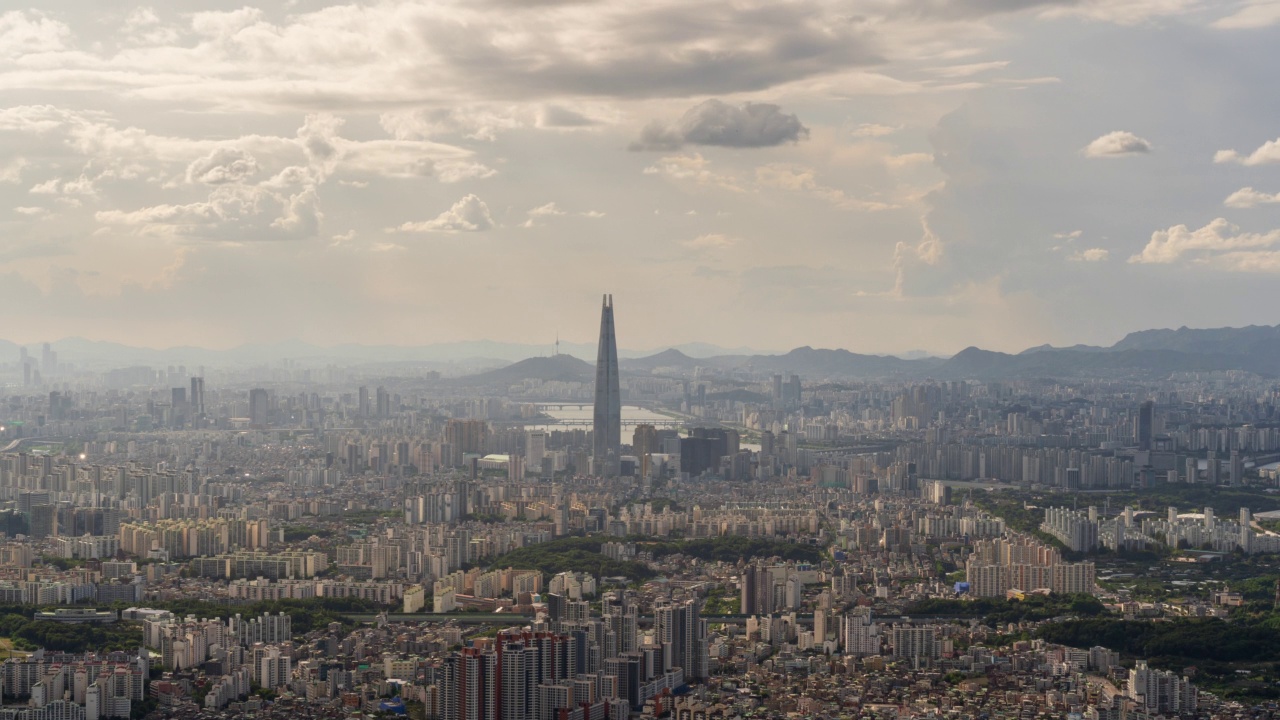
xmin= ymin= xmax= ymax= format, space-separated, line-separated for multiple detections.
xmin=1 ymin=2 xmax=1279 ymax=354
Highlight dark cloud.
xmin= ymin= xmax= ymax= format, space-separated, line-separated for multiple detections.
xmin=630 ymin=100 xmax=809 ymax=151
xmin=416 ymin=5 xmax=880 ymax=100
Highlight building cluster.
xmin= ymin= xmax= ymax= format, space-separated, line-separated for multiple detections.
xmin=965 ymin=535 xmax=1097 ymax=598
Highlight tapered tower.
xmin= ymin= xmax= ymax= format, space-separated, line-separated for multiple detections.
xmin=592 ymin=294 xmax=621 ymax=476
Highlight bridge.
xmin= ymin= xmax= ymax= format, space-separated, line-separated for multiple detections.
xmin=341 ymin=613 xmax=969 ymax=627
xmin=534 ymin=418 xmax=685 ymax=429
xmin=0 ymin=436 xmax=66 ymax=453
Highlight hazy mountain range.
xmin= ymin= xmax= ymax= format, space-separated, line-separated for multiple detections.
xmin=6 ymin=325 xmax=1280 ymax=380
xmin=452 ymin=325 xmax=1280 ymax=382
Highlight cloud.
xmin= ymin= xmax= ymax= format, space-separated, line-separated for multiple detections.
xmin=1224 ymin=187 xmax=1280 ymax=208
xmin=537 ymin=105 xmax=598 ymax=128
xmin=14 ymin=206 xmax=45 ymax=216
xmin=1212 ymin=0 xmax=1280 ymax=29
xmin=186 ymin=148 xmax=259 ymax=185
xmin=1054 ymin=230 xmax=1083 ymax=239
xmin=1215 ymin=137 xmax=1280 ymax=166
xmin=631 ymin=100 xmax=808 ymax=151
xmin=0 ymin=11 xmax=70 ymax=57
xmin=1070 ymin=248 xmax=1109 ymax=262
xmin=1213 ymin=251 xmax=1280 ymax=273
xmin=892 ymin=218 xmax=944 ymax=295
xmin=522 ymin=201 xmax=566 ymax=227
xmin=755 ymin=164 xmax=896 ymax=211
xmin=1129 ymin=218 xmax=1280 ymax=264
xmin=886 ymin=152 xmax=934 ymax=168
xmin=0 ymin=158 xmax=26 ymax=183
xmin=96 ymin=184 xmax=321 ymax=241
xmin=392 ymin=194 xmax=494 ymax=233
xmin=643 ymin=153 xmax=744 ymax=192
xmin=683 ymin=233 xmax=739 ymax=250
xmin=30 ymin=174 xmax=99 ymax=196
xmin=380 ymin=107 xmax=522 ymax=142
xmin=1082 ymin=131 xmax=1152 ymax=157
xmin=852 ymin=123 xmax=899 ymax=138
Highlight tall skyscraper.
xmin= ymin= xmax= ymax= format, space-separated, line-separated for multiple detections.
xmin=654 ymin=598 xmax=707 ymax=680
xmin=249 ymin=388 xmax=269 ymax=427
xmin=593 ymin=294 xmax=621 ymax=476
xmin=1137 ymin=400 xmax=1154 ymax=452
xmin=190 ymin=377 xmax=205 ymax=417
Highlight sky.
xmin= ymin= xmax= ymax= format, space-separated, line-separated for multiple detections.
xmin=0 ymin=1 xmax=1279 ymax=356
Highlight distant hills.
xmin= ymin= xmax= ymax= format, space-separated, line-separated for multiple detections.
xmin=4 ymin=324 xmax=1279 ymax=380
xmin=0 ymin=337 xmax=769 ymax=372
xmin=456 ymin=355 xmax=594 ymax=385
xmin=617 ymin=324 xmax=1280 ymax=381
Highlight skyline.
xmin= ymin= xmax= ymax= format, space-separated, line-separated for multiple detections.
xmin=1 ymin=3 xmax=1279 ymax=354
xmin=3 ymin=317 xmax=1280 ymax=363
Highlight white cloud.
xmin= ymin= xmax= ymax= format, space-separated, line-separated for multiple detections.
xmin=392 ymin=194 xmax=494 ymax=233
xmin=1213 ymin=250 xmax=1280 ymax=273
xmin=522 ymin=201 xmax=567 ymax=228
xmin=1070 ymin=248 xmax=1110 ymax=262
xmin=852 ymin=123 xmax=898 ymax=138
xmin=0 ymin=158 xmax=26 ymax=183
xmin=684 ymin=234 xmax=739 ymax=250
xmin=186 ymin=148 xmax=258 ymax=185
xmin=643 ymin=153 xmax=744 ymax=192
xmin=886 ymin=152 xmax=934 ymax=168
xmin=14 ymin=206 xmax=45 ymax=216
xmin=1054 ymin=230 xmax=1083 ymax=239
xmin=892 ymin=218 xmax=944 ymax=296
xmin=1129 ymin=218 xmax=1280 ymax=264
xmin=1224 ymin=187 xmax=1280 ymax=208
xmin=755 ymin=164 xmax=896 ymax=211
xmin=0 ymin=11 xmax=70 ymax=57
xmin=379 ymin=107 xmax=523 ymax=142
xmin=1212 ymin=0 xmax=1280 ymax=29
xmin=96 ymin=184 xmax=321 ymax=241
xmin=1215 ymin=137 xmax=1280 ymax=166
xmin=1083 ymin=131 xmax=1152 ymax=157
xmin=30 ymin=174 xmax=99 ymax=196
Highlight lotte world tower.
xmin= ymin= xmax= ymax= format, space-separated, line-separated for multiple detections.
xmin=592 ymin=294 xmax=621 ymax=476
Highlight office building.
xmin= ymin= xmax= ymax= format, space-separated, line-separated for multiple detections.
xmin=249 ymin=389 xmax=269 ymax=427
xmin=1137 ymin=400 xmax=1154 ymax=452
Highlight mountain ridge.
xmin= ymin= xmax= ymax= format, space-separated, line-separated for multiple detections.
xmin=6 ymin=323 xmax=1279 ymax=380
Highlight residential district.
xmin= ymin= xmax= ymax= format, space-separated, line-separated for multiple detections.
xmin=2 ymin=310 xmax=1280 ymax=719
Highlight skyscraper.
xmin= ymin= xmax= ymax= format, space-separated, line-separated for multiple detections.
xmin=190 ymin=377 xmax=205 ymax=418
xmin=593 ymin=294 xmax=621 ymax=476
xmin=249 ymin=388 xmax=269 ymax=427
xmin=1137 ymin=400 xmax=1154 ymax=452
xmin=654 ymin=598 xmax=707 ymax=680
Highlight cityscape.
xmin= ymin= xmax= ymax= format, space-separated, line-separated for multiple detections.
xmin=3 ymin=2 xmax=1280 ymax=720
xmin=0 ymin=298 xmax=1279 ymax=719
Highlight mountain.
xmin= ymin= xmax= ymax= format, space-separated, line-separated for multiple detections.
xmin=934 ymin=346 xmax=1270 ymax=379
xmin=1018 ymin=343 xmax=1107 ymax=355
xmin=1111 ymin=325 xmax=1280 ymax=356
xmin=455 ymin=354 xmax=594 ymax=385
xmin=8 ymin=323 xmax=1280 ymax=381
xmin=621 ymin=349 xmax=702 ymax=373
xmin=738 ymin=346 xmax=939 ymax=377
